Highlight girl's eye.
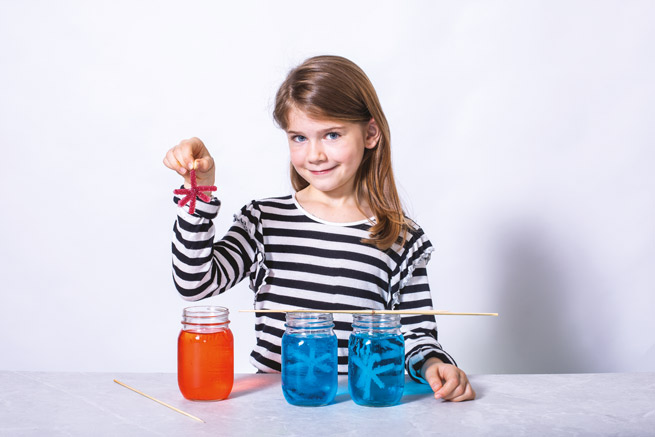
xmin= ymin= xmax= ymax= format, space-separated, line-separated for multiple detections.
xmin=326 ymin=132 xmax=340 ymax=140
xmin=292 ymin=135 xmax=307 ymax=143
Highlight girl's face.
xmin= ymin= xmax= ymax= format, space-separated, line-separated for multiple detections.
xmin=286 ymin=107 xmax=379 ymax=199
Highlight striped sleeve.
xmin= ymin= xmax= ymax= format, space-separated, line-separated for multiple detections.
xmin=171 ymin=194 xmax=258 ymax=300
xmin=392 ymin=226 xmax=457 ymax=383
xmin=232 ymin=201 xmax=269 ymax=293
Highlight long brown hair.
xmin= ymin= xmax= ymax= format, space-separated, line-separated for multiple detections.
xmin=273 ymin=55 xmax=408 ymax=250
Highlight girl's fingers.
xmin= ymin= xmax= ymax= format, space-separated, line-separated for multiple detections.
xmin=438 ymin=370 xmax=475 ymax=402
xmin=446 ymin=382 xmax=476 ymax=402
xmin=436 ymin=374 xmax=461 ymax=400
xmin=175 ymin=138 xmax=209 ymax=170
xmin=164 ymin=138 xmax=213 ymax=181
xmin=163 ymin=149 xmax=186 ymax=175
xmin=421 ymin=360 xmax=477 ymax=403
xmin=172 ymin=147 xmax=193 ymax=173
xmin=195 ymin=156 xmax=215 ymax=173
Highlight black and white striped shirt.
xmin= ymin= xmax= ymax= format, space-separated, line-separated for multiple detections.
xmin=172 ymin=193 xmax=456 ymax=382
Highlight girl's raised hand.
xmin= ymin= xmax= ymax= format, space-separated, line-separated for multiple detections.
xmin=421 ymin=358 xmax=476 ymax=402
xmin=163 ymin=137 xmax=215 ymax=188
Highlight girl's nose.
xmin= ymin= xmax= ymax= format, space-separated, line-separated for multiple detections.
xmin=308 ymin=142 xmax=326 ymax=163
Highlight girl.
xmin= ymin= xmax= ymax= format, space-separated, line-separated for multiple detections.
xmin=164 ymin=55 xmax=475 ymax=402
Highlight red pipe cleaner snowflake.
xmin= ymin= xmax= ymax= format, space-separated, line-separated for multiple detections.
xmin=174 ymin=169 xmax=217 ymax=215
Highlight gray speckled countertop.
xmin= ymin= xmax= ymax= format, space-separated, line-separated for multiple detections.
xmin=1 ymin=372 xmax=654 ymax=436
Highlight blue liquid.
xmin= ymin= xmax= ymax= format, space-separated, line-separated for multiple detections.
xmin=281 ymin=333 xmax=338 ymax=406
xmin=348 ymin=333 xmax=405 ymax=406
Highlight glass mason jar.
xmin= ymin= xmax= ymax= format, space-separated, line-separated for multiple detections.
xmin=348 ymin=313 xmax=405 ymax=406
xmin=281 ymin=312 xmax=338 ymax=406
xmin=177 ymin=306 xmax=234 ymax=401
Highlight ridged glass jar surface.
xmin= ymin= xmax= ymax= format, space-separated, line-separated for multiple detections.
xmin=348 ymin=314 xmax=405 ymax=406
xmin=281 ymin=312 xmax=338 ymax=406
xmin=177 ymin=306 xmax=234 ymax=401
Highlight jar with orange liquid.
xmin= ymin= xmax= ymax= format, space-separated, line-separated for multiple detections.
xmin=178 ymin=306 xmax=234 ymax=401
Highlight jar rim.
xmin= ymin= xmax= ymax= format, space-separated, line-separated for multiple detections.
xmin=285 ymin=312 xmax=334 ymax=329
xmin=182 ymin=306 xmax=230 ymax=326
xmin=351 ymin=313 xmax=401 ymax=329
xmin=183 ymin=305 xmax=229 ymax=317
xmin=285 ymin=312 xmax=333 ymax=320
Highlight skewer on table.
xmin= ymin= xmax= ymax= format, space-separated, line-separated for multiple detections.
xmin=113 ymin=379 xmax=205 ymax=423
xmin=240 ymin=309 xmax=498 ymax=316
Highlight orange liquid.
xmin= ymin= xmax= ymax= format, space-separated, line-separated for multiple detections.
xmin=178 ymin=328 xmax=234 ymax=400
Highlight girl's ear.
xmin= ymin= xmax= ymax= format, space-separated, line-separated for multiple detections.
xmin=365 ymin=118 xmax=381 ymax=149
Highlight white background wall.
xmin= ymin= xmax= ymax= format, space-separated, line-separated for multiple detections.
xmin=1 ymin=1 xmax=653 ymax=375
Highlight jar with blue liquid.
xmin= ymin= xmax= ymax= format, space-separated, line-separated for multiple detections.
xmin=281 ymin=312 xmax=338 ymax=406
xmin=348 ymin=313 xmax=405 ymax=406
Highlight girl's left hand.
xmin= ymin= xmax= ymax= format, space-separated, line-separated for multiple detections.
xmin=421 ymin=358 xmax=476 ymax=402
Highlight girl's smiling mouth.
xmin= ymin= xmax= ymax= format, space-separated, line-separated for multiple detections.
xmin=309 ymin=166 xmax=336 ymax=175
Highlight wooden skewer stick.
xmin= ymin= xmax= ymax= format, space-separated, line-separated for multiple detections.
xmin=239 ymin=309 xmax=498 ymax=316
xmin=113 ymin=379 xmax=205 ymax=423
